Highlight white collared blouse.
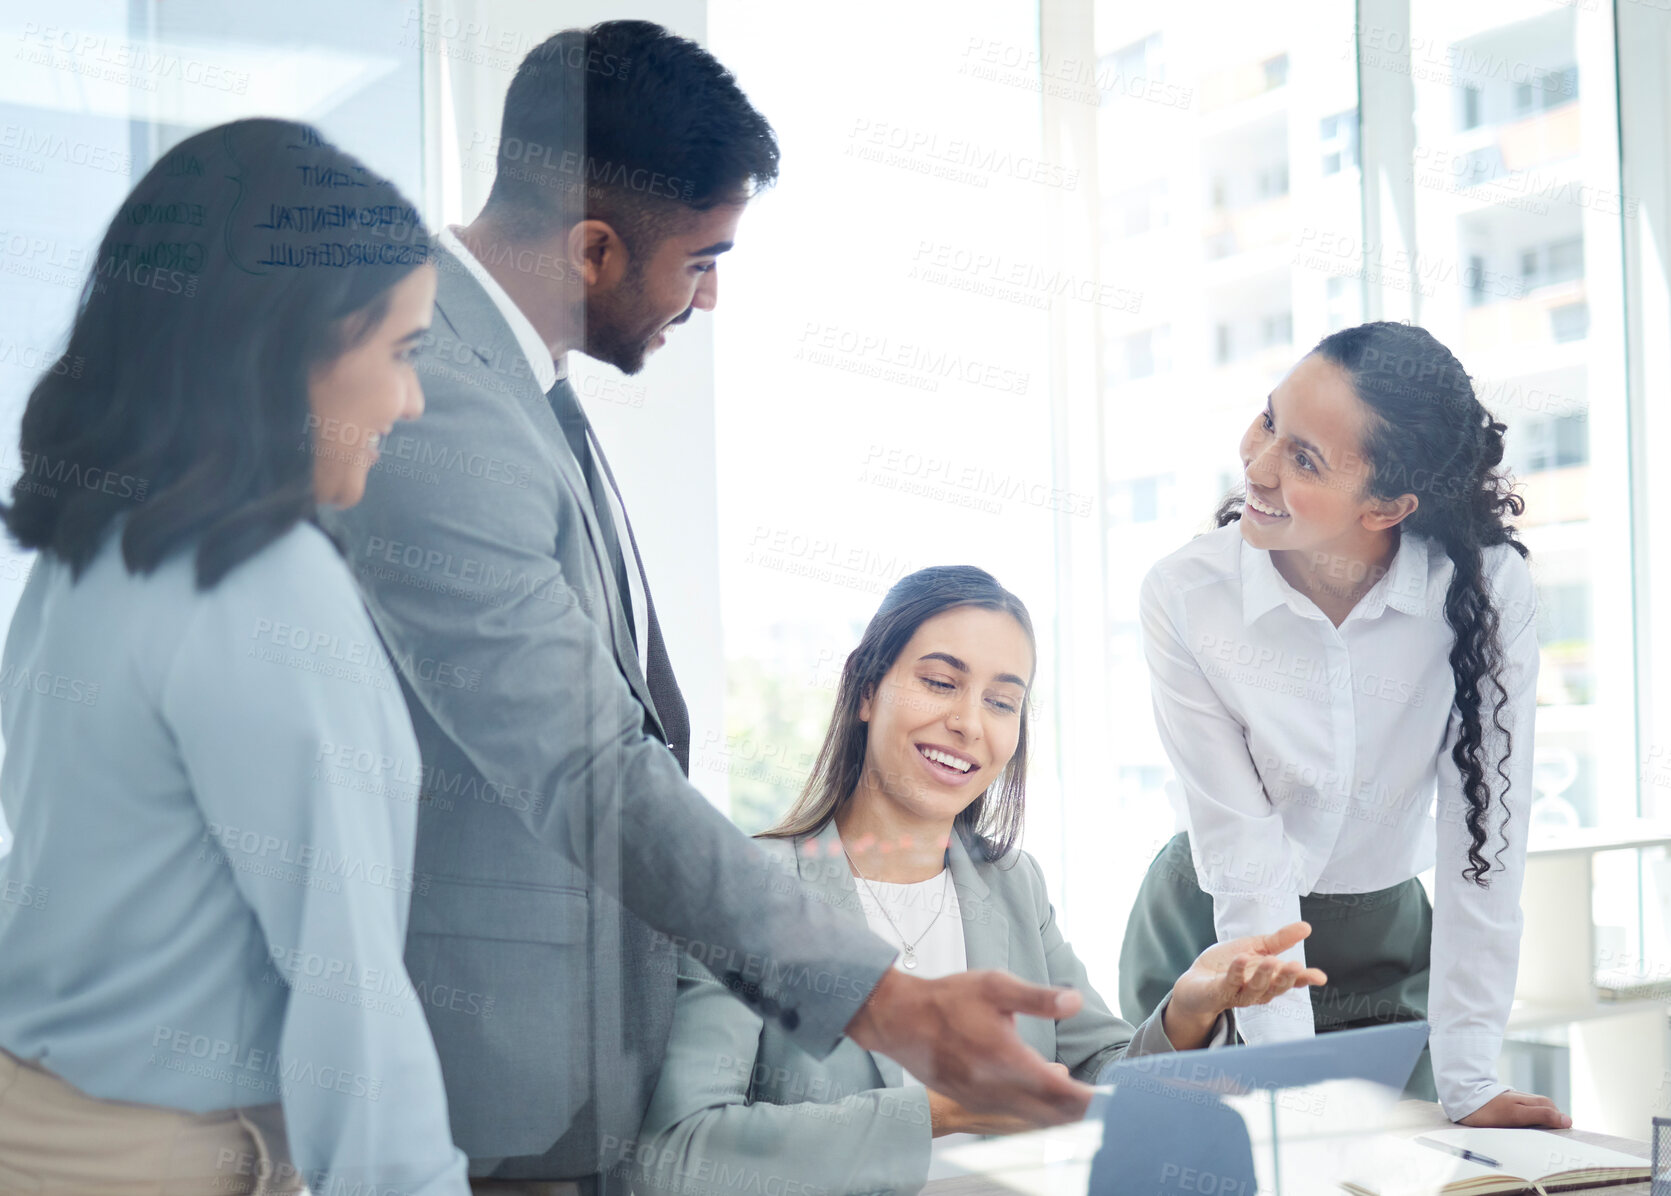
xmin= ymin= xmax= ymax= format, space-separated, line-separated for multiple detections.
xmin=1138 ymin=522 xmax=1539 ymax=1120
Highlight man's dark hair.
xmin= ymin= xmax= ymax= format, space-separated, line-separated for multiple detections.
xmin=484 ymin=20 xmax=779 ymax=260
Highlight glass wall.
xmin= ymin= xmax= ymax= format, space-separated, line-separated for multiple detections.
xmin=0 ymin=0 xmax=423 ymax=854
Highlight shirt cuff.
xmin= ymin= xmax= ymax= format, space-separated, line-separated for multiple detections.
xmin=1149 ymin=992 xmax=1234 ymax=1052
xmin=1230 ymin=990 xmax=1315 ymax=1043
xmin=1440 ymin=1078 xmax=1509 ymax=1122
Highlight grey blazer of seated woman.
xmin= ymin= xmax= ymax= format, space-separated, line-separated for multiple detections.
xmin=630 ymin=818 xmax=1221 ymax=1196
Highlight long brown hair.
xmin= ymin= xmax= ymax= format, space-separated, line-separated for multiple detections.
xmin=760 ymin=565 xmax=1036 ymax=862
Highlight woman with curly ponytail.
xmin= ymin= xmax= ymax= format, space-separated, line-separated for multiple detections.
xmin=1118 ymin=322 xmax=1567 ymax=1129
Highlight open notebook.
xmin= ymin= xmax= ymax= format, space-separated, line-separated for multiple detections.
xmin=1342 ymin=1127 xmax=1649 ymax=1196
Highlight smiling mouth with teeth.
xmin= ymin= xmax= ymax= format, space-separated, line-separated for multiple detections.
xmin=918 ymin=745 xmax=976 ymax=774
xmin=1247 ymin=493 xmax=1290 ymax=518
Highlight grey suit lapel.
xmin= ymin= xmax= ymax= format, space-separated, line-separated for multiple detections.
xmin=951 ymin=830 xmax=1059 ymax=1060
xmin=950 ymin=829 xmax=1008 ymax=974
xmin=795 ymin=823 xmax=902 ymax=1089
xmin=427 ymin=243 xmax=662 ymax=730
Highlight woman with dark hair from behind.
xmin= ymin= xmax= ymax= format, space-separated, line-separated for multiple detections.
xmin=632 ymin=566 xmax=1325 ymax=1196
xmin=1119 ymin=320 xmax=1566 ymax=1129
xmin=0 ymin=119 xmax=469 ymax=1194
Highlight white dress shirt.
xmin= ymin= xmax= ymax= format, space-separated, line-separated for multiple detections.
xmin=851 ymin=869 xmax=967 ymax=981
xmin=1139 ymin=522 xmax=1538 ymax=1120
xmin=849 ymin=867 xmax=966 ymax=1091
xmin=435 ymin=226 xmax=648 ymax=657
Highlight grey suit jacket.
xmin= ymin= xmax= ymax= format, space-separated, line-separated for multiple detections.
xmin=631 ymin=821 xmax=1218 ymax=1196
xmin=323 ymin=244 xmax=894 ymax=1178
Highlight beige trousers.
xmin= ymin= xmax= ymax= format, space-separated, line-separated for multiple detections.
xmin=0 ymin=1047 xmax=302 ymax=1194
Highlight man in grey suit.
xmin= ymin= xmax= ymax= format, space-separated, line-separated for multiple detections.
xmin=327 ymin=20 xmax=1091 ymax=1193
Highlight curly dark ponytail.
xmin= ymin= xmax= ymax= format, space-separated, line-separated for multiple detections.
xmin=1315 ymin=322 xmax=1528 ymax=885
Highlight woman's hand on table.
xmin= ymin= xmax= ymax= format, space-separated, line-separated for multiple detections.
xmin=1458 ymin=1090 xmax=1571 ymax=1129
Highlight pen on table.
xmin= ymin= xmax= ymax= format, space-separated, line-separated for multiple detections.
xmin=1414 ymin=1136 xmax=1501 ymax=1168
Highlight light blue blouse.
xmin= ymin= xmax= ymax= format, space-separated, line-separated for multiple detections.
xmin=0 ymin=521 xmax=467 ymax=1195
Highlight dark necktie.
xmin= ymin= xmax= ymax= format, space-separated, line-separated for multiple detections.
xmin=546 ymin=377 xmax=691 ymax=774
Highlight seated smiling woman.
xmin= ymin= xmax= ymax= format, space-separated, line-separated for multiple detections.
xmin=630 ymin=566 xmax=1325 ymax=1196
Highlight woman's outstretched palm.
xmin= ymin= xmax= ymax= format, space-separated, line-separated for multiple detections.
xmin=1172 ymin=921 xmax=1328 ymax=1021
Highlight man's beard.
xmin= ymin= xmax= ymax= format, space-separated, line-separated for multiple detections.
xmin=582 ymin=277 xmax=660 ymax=376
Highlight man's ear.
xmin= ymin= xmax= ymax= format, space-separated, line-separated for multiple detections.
xmin=567 ymin=219 xmax=629 ymax=290
xmin=1363 ymin=492 xmax=1418 ymax=532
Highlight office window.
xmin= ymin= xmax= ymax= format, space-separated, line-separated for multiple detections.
xmin=1404 ymin=0 xmax=1644 ymax=1010
xmin=1076 ymin=2 xmax=1363 ymax=991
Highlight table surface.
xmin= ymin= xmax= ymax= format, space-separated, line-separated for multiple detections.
xmin=1379 ymin=1102 xmax=1650 ymax=1196
xmin=1388 ymin=1099 xmax=1648 ymax=1157
xmin=923 ymin=1099 xmax=1653 ymax=1196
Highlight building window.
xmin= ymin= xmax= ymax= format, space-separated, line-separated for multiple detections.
xmin=1509 ymin=412 xmax=1590 ymax=474
xmin=1101 ymin=33 xmax=1165 ymax=107
xmin=1131 ymin=477 xmax=1159 ymax=522
xmin=1113 ymin=181 xmax=1168 ymax=237
xmin=1256 ymin=162 xmax=1289 ymax=199
xmin=1461 ymin=85 xmax=1482 ymax=131
xmin=1545 ymin=65 xmax=1578 ymax=106
xmin=1546 ymin=237 xmax=1584 ymax=285
xmin=1325 ymin=275 xmax=1357 ymax=331
xmin=1550 ymin=302 xmax=1590 ymax=343
xmin=1121 ymin=326 xmax=1171 ymax=380
xmin=1107 ymin=476 xmax=1169 ymax=524
xmin=1320 ymin=109 xmax=1359 ymax=176
xmin=1262 ymin=53 xmax=1288 ymax=90
xmin=1467 ymin=254 xmax=1489 ymax=307
xmin=1516 ymin=65 xmax=1579 ymax=115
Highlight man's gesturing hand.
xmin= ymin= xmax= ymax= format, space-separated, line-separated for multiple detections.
xmin=844 ymin=967 xmax=1092 ymax=1126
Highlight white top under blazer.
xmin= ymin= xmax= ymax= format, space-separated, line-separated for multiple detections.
xmin=1139 ymin=522 xmax=1538 ymax=1120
